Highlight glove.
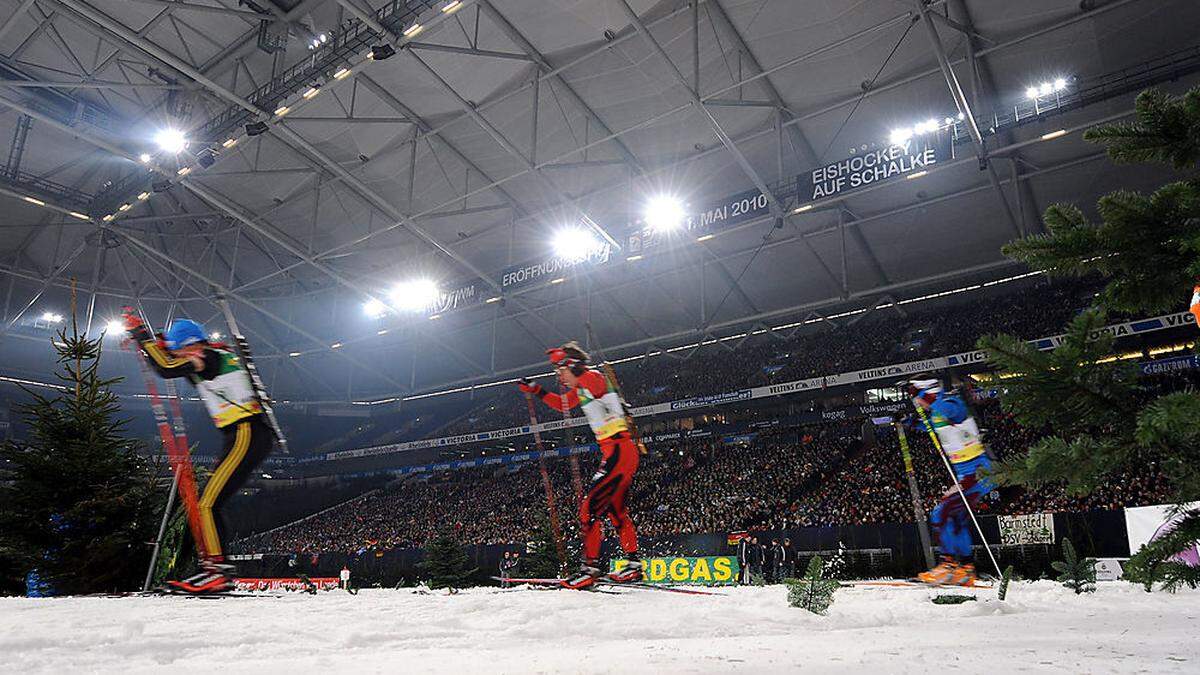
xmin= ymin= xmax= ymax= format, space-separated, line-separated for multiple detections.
xmin=518 ymin=377 xmax=542 ymax=395
xmin=122 ymin=308 xmax=153 ymax=343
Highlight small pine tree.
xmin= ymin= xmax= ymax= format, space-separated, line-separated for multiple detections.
xmin=417 ymin=530 xmax=478 ymax=590
xmin=1051 ymin=538 xmax=1096 ymax=595
xmin=522 ymin=513 xmax=565 ymax=579
xmin=998 ymin=565 xmax=1015 ymax=601
xmin=0 ymin=305 xmax=159 ymax=595
xmin=785 ymin=556 xmax=838 ymax=615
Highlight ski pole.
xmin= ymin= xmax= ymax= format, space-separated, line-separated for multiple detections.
xmin=125 ymin=335 xmax=208 ymax=559
xmin=913 ymin=404 xmax=1003 ymax=578
xmin=557 ymin=381 xmax=585 ymax=502
xmin=894 ymin=421 xmax=936 ymax=569
xmin=524 ymin=391 xmax=567 ymax=570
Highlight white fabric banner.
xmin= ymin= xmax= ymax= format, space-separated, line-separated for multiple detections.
xmin=998 ymin=513 xmax=1055 ymax=546
xmin=1124 ymin=502 xmax=1200 ymax=561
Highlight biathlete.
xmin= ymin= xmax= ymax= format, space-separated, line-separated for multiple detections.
xmin=907 ymin=377 xmax=995 ymax=587
xmin=519 ymin=342 xmax=643 ymax=589
xmin=125 ymin=313 xmax=276 ymax=594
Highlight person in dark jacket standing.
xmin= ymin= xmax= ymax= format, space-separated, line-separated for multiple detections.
xmin=782 ymin=538 xmax=796 ymax=579
xmin=736 ymin=535 xmax=753 ymax=584
xmin=770 ymin=539 xmax=786 ymax=584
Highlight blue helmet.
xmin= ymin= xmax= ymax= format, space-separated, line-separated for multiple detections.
xmin=164 ymin=318 xmax=207 ymax=350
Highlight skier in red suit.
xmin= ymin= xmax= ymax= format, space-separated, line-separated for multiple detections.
xmin=519 ymin=342 xmax=642 ymax=589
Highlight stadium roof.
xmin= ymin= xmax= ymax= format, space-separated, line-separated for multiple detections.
xmin=0 ymin=0 xmax=1197 ymax=402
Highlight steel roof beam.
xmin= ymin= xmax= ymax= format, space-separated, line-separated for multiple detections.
xmin=614 ymin=0 xmax=840 ymax=306
xmin=913 ymin=0 xmax=1021 ymax=237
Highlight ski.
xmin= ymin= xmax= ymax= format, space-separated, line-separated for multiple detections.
xmin=490 ymin=577 xmax=619 ymax=595
xmin=839 ymin=580 xmax=994 ymax=589
xmin=496 ymin=576 xmax=723 ymax=596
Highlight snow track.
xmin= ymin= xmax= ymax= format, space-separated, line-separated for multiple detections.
xmin=1 ymin=582 xmax=1196 ymax=673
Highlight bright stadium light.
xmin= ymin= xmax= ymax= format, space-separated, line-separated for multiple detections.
xmin=553 ymin=228 xmax=599 ymax=259
xmin=154 ymin=128 xmax=187 ymax=154
xmin=105 ymin=320 xmax=124 ymax=335
xmin=1026 ymin=86 xmax=1039 ymax=100
xmin=139 ymin=152 xmax=152 ymax=163
xmin=1038 ymin=82 xmax=1053 ymax=96
xmin=889 ymin=128 xmax=912 ymax=146
xmin=1053 ymin=77 xmax=1067 ymax=91
xmin=643 ymin=196 xmax=686 ymax=233
xmin=40 ymin=311 xmax=63 ymax=323
xmin=390 ymin=279 xmax=440 ymax=311
xmin=363 ymin=298 xmax=387 ymax=318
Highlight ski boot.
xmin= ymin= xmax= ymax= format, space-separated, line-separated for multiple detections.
xmin=916 ymin=556 xmax=958 ymax=586
xmin=608 ymin=557 xmax=644 ymax=583
xmin=950 ymin=562 xmax=977 ymax=587
xmin=561 ymin=562 xmax=604 ymax=590
xmin=164 ymin=557 xmax=236 ymax=595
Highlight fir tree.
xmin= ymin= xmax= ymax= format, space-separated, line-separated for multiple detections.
xmin=417 ymin=530 xmax=478 ymax=590
xmin=979 ymin=85 xmax=1200 ymax=589
xmin=1052 ymin=538 xmax=1096 ymax=595
xmin=785 ymin=556 xmax=838 ymax=614
xmin=0 ymin=304 xmax=160 ymax=595
xmin=998 ymin=565 xmax=1015 ymax=602
xmin=522 ymin=513 xmax=565 ymax=579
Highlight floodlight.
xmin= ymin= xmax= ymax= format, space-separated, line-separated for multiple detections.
xmin=363 ymin=298 xmax=387 ymax=318
xmin=154 ymin=128 xmax=187 ymax=154
xmin=944 ymin=117 xmax=954 ymax=125
xmin=40 ymin=311 xmax=63 ymax=323
xmin=643 ymin=196 xmax=686 ymax=233
xmin=319 ymin=33 xmax=328 ymax=43
xmin=1025 ymin=87 xmax=1039 ymax=99
xmin=139 ymin=153 xmax=152 ymax=163
xmin=889 ymin=128 xmax=912 ymax=145
xmin=403 ymin=23 xmax=423 ymax=37
xmin=1038 ymin=82 xmax=1053 ymax=96
xmin=921 ymin=118 xmax=938 ymax=133
xmin=957 ymin=112 xmax=965 ymax=120
xmin=390 ymin=279 xmax=440 ymax=311
xmin=105 ymin=320 xmax=124 ymax=335
xmin=553 ymin=228 xmax=599 ymax=259
xmin=1053 ymin=77 xmax=1067 ymax=91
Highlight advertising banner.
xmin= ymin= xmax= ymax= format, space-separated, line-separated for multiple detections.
xmin=610 ymin=556 xmax=739 ymax=585
xmin=1124 ymin=502 xmax=1200 ymax=564
xmin=500 ymin=243 xmax=614 ymax=292
xmin=234 ymin=577 xmax=340 ymax=592
xmin=998 ymin=513 xmax=1055 ymax=546
xmin=796 ymin=134 xmax=953 ymax=205
xmin=625 ymin=188 xmax=772 ymax=255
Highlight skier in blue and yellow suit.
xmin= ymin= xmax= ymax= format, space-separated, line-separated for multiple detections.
xmin=907 ymin=378 xmax=994 ymax=586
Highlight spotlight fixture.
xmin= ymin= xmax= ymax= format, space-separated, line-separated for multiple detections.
xmin=889 ymin=128 xmax=912 ymax=146
xmin=363 ymin=298 xmax=387 ymax=318
xmin=137 ymin=191 xmax=150 ymax=201
xmin=289 ymin=351 xmax=302 ymax=357
xmin=389 ymin=279 xmax=440 ymax=311
xmin=442 ymin=0 xmax=462 ymax=12
xmin=370 ymin=44 xmax=396 ymax=61
xmin=177 ymin=166 xmax=191 ymax=176
xmin=273 ymin=105 xmax=290 ymax=117
xmin=118 ymin=203 xmax=132 ymax=212
xmin=40 ymin=311 xmax=64 ymax=323
xmin=303 ymin=86 xmax=320 ymax=99
xmin=552 ymin=228 xmax=600 ymax=260
xmin=333 ymin=67 xmax=352 ymax=80
xmin=22 ymin=196 xmax=45 ymax=206
xmin=105 ymin=320 xmax=124 ymax=335
xmin=245 ymin=121 xmax=269 ymax=136
xmin=403 ymin=23 xmax=423 ymax=37
xmin=196 ymin=148 xmax=218 ymax=169
xmin=643 ymin=196 xmax=686 ymax=233
xmin=222 ymin=138 xmax=238 ymax=148
xmin=68 ymin=211 xmax=90 ymax=221
xmin=154 ymin=128 xmax=187 ymax=154
xmin=139 ymin=153 xmax=152 ymax=163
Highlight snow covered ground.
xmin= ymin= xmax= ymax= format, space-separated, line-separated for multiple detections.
xmin=2 ymin=581 xmax=1197 ymax=673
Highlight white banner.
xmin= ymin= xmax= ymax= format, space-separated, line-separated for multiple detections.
xmin=321 ymin=311 xmax=1193 ymax=462
xmin=1124 ymin=502 xmax=1200 ymax=564
xmin=998 ymin=513 xmax=1055 ymax=546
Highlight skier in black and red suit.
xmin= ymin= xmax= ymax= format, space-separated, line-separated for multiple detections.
xmin=519 ymin=342 xmax=643 ymax=589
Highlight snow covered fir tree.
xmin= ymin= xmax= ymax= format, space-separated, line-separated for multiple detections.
xmin=4 ymin=1 xmax=1200 ymax=671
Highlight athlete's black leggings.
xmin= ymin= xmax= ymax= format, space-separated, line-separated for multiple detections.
xmin=198 ymin=415 xmax=274 ymax=557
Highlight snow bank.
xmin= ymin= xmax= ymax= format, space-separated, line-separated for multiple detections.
xmin=1 ymin=582 xmax=1196 ymax=673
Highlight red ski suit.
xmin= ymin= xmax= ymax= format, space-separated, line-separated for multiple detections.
xmin=536 ymin=369 xmax=639 ymax=561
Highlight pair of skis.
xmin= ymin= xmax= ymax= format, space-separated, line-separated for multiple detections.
xmin=494 ymin=576 xmax=722 ymax=596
